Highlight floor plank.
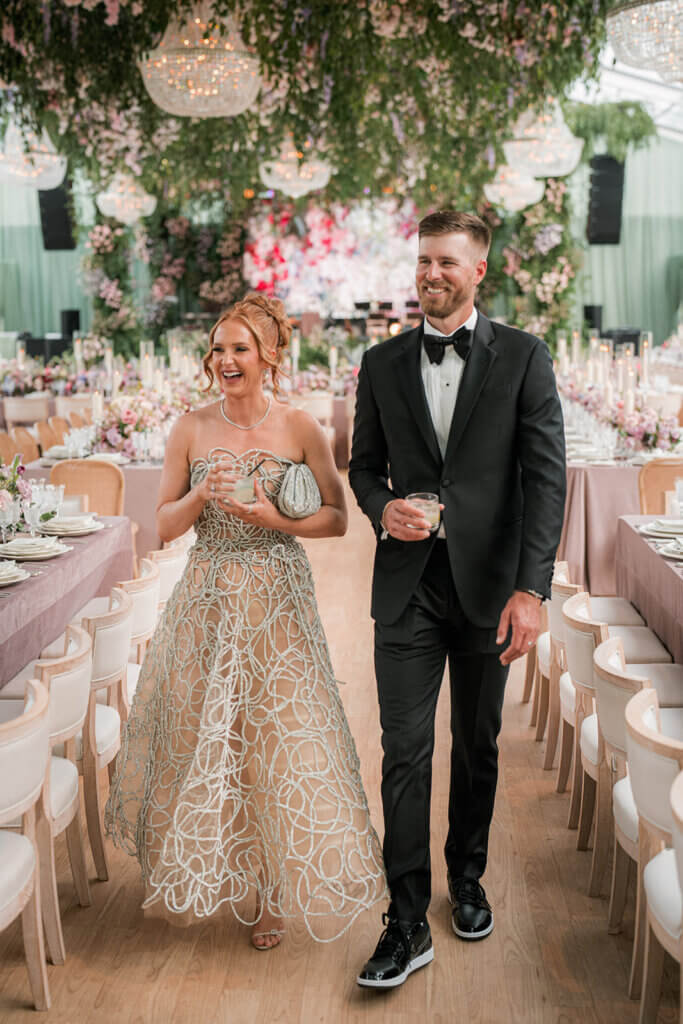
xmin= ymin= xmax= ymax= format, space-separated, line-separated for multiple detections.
xmin=0 ymin=476 xmax=678 ymax=1022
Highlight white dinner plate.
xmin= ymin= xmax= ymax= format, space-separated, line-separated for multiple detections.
xmin=0 ymin=568 xmax=30 ymax=586
xmin=658 ymin=542 xmax=683 ymax=561
xmin=0 ymin=541 xmax=71 ymax=560
xmin=40 ymin=520 xmax=104 ymax=538
xmin=639 ymin=525 xmax=683 ymax=540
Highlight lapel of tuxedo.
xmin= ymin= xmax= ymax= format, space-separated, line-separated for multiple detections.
xmin=390 ymin=326 xmax=442 ymax=465
xmin=443 ymin=313 xmax=497 ymax=465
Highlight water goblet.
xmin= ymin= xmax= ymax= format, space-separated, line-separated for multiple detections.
xmin=22 ymin=500 xmax=42 ymax=538
xmin=0 ymin=503 xmax=13 ymax=544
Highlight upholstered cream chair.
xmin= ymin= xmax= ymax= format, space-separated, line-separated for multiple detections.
xmin=0 ymin=680 xmax=51 ymax=1010
xmin=626 ymin=687 xmax=683 ymax=1003
xmin=290 ymin=391 xmax=336 ymax=451
xmin=562 ymin=591 xmax=671 ymax=839
xmin=2 ymin=626 xmax=94 ymax=966
xmin=54 ymin=394 xmax=92 ymax=422
xmin=638 ymin=458 xmax=683 ymax=516
xmin=147 ymin=545 xmax=189 ymax=616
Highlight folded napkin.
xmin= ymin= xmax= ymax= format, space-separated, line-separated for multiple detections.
xmin=0 ymin=560 xmax=18 ymax=574
xmin=47 ymin=515 xmax=96 ymax=529
xmin=654 ymin=519 xmax=683 ymax=531
xmin=45 ymin=445 xmax=68 ymax=458
xmin=4 ymin=536 xmax=58 ymax=551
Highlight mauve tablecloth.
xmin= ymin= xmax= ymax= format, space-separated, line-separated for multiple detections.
xmin=615 ymin=515 xmax=683 ymax=663
xmin=26 ymin=460 xmax=164 ymax=560
xmin=0 ymin=516 xmax=133 ymax=689
xmin=557 ymin=462 xmax=641 ymax=596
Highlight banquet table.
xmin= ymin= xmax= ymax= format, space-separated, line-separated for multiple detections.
xmin=615 ymin=515 xmax=683 ymax=663
xmin=0 ymin=516 xmax=133 ymax=689
xmin=557 ymin=461 xmax=641 ymax=595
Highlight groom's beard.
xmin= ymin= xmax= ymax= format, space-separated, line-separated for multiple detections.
xmin=416 ymin=280 xmax=470 ymax=319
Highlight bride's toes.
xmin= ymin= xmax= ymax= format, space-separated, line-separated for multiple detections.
xmin=251 ymin=928 xmax=283 ymax=951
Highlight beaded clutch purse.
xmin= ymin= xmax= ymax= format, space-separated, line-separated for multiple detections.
xmin=276 ymin=462 xmax=322 ymax=519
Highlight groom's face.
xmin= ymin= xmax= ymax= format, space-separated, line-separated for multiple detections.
xmin=416 ymin=231 xmax=487 ymax=319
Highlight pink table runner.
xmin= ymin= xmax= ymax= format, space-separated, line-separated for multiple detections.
xmin=0 ymin=516 xmax=134 ymax=689
xmin=557 ymin=462 xmax=640 ymax=595
xmin=615 ymin=516 xmax=683 ymax=662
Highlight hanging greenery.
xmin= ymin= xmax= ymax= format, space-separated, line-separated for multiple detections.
xmin=1 ymin=1 xmax=609 ymax=210
xmin=564 ymin=100 xmax=657 ymax=163
xmin=81 ymin=219 xmax=141 ymax=355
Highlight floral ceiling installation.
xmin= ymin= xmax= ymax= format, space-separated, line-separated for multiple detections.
xmin=1 ymin=1 xmax=609 ymax=207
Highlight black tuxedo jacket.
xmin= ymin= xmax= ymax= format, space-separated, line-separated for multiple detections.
xmin=348 ymin=314 xmax=567 ymax=627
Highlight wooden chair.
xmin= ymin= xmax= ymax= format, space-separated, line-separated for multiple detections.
xmin=35 ymin=420 xmax=59 ymax=454
xmin=147 ymin=545 xmax=189 ymax=616
xmin=49 ymin=459 xmax=124 ymax=515
xmin=1 ymin=627 xmax=94 ymax=965
xmin=0 ymin=429 xmax=20 ymax=465
xmin=48 ymin=416 xmax=70 ymax=444
xmin=638 ymin=459 xmax=683 ymax=516
xmin=76 ymin=588 xmax=133 ymax=880
xmin=3 ymin=394 xmax=51 ymax=432
xmin=10 ymin=426 xmax=40 ymax=464
xmin=562 ymin=591 xmax=671 ymax=840
xmin=68 ymin=412 xmax=86 ymax=428
xmin=0 ymin=679 xmax=51 ymax=1010
xmin=290 ymin=392 xmax=336 ymax=450
xmin=593 ymin=638 xmax=683 ymax=939
xmin=625 ymin=687 xmax=683 ymax=1003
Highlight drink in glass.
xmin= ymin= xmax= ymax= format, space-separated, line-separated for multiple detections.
xmin=406 ymin=492 xmax=440 ymax=532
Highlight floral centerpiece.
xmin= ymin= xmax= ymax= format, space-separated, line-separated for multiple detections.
xmin=0 ymin=454 xmax=31 ymax=502
xmin=0 ymin=357 xmax=42 ymax=396
xmin=559 ymin=379 xmax=681 ymax=453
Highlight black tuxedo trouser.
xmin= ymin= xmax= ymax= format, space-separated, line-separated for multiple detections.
xmin=374 ymin=539 xmax=509 ymax=923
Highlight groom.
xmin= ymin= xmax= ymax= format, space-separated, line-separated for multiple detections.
xmin=349 ymin=210 xmax=566 ymax=988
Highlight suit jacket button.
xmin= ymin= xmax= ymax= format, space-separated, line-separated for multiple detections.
xmin=441 ymin=478 xmax=451 ymax=487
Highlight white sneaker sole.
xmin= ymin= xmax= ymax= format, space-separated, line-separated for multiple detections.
xmin=451 ymin=914 xmax=494 ymax=940
xmin=356 ymin=946 xmax=434 ymax=988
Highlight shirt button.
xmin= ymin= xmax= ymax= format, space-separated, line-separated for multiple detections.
xmin=442 ymin=479 xmax=452 ymax=487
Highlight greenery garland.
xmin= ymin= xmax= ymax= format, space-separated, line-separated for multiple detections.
xmin=1 ymin=1 xmax=609 ymax=209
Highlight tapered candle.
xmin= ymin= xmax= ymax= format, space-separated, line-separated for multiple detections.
xmin=329 ymin=345 xmax=338 ymax=377
xmin=92 ymin=390 xmax=104 ymax=421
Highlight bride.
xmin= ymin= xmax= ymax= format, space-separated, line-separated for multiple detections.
xmin=105 ymin=293 xmax=386 ymax=949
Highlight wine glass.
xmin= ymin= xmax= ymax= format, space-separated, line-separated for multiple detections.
xmin=0 ymin=503 xmax=13 ymax=544
xmin=21 ymin=499 xmax=42 ymax=538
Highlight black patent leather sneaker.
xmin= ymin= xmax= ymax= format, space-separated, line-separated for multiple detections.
xmin=447 ymin=874 xmax=493 ymax=940
xmin=356 ymin=913 xmax=434 ymax=988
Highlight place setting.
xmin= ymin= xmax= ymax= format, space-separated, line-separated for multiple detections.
xmin=638 ymin=518 xmax=683 ymax=540
xmin=0 ymin=535 xmax=72 ymax=560
xmin=0 ymin=558 xmax=31 ymax=588
xmin=38 ymin=514 xmax=105 ymax=538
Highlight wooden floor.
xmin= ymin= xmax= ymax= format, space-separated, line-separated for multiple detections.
xmin=1 ymin=477 xmax=679 ymax=1022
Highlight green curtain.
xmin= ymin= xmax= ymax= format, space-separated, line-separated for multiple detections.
xmin=571 ymin=136 xmax=683 ymax=346
xmin=0 ymin=182 xmax=92 ymax=337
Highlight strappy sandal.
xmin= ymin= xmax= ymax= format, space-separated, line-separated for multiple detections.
xmin=251 ymin=891 xmax=285 ymax=951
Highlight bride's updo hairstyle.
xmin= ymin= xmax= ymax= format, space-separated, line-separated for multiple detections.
xmin=203 ymin=292 xmax=292 ymax=396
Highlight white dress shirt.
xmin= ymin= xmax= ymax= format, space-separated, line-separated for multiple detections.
xmin=421 ymin=308 xmax=478 ymax=458
xmin=421 ymin=308 xmax=478 ymax=537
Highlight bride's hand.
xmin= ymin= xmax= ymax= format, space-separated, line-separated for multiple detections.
xmin=200 ymin=463 xmax=237 ymax=504
xmin=217 ymin=478 xmax=279 ymax=528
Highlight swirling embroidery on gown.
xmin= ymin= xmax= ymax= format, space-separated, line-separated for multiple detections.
xmin=105 ymin=448 xmax=387 ymax=940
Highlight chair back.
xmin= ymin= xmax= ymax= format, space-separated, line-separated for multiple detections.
xmin=562 ymin=591 xmax=607 ymax=695
xmin=147 ymin=546 xmax=188 ymax=609
xmin=35 ymin=420 xmax=58 ymax=453
xmin=10 ymin=426 xmax=40 ymax=463
xmin=48 ymin=416 xmax=70 ymax=444
xmin=0 ymin=679 xmax=49 ymax=825
xmin=49 ymin=458 xmax=125 ymax=516
xmin=638 ymin=459 xmax=683 ymax=516
xmin=547 ymin=562 xmax=580 ymax=647
xmin=0 ymin=429 xmax=20 ymax=464
xmin=35 ymin=625 xmax=93 ymax=744
xmin=4 ymin=394 xmax=51 ymax=430
xmin=593 ymin=636 xmax=649 ymax=759
xmin=81 ymin=587 xmax=133 ymax=689
xmin=625 ymin=687 xmax=683 ymax=842
xmin=54 ymin=395 xmax=92 ymax=420
xmin=117 ymin=558 xmax=160 ymax=645
xmin=671 ymin=771 xmax=683 ymax=903
xmin=69 ymin=412 xmax=85 ymax=428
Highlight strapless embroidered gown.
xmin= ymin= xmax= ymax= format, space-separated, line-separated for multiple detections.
xmin=105 ymin=449 xmax=386 ymax=940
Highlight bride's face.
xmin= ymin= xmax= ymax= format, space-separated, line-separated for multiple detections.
xmin=210 ymin=319 xmax=270 ymax=398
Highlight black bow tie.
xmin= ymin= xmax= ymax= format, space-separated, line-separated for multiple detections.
xmin=423 ymin=326 xmax=472 ymax=366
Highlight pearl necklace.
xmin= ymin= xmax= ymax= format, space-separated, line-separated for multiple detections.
xmin=219 ymin=396 xmax=272 ymax=431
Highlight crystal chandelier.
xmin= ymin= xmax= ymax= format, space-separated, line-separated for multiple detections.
xmin=483 ymin=165 xmax=545 ymax=212
xmin=607 ymin=1 xmax=682 ymax=83
xmin=0 ymin=119 xmax=67 ymax=189
xmin=259 ymin=137 xmax=332 ymax=198
xmin=503 ymin=99 xmax=584 ymax=178
xmin=96 ymin=172 xmax=157 ymax=225
xmin=138 ymin=2 xmax=261 ymax=118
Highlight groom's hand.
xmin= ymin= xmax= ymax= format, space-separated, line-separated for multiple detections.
xmin=382 ymin=499 xmax=432 ymax=541
xmin=497 ymin=590 xmax=542 ymax=665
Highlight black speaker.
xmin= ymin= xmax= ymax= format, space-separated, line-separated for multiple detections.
xmin=60 ymin=309 xmax=80 ymax=340
xmin=583 ymin=305 xmax=603 ymax=333
xmin=586 ymin=156 xmax=625 ymax=245
xmin=38 ymin=183 xmax=76 ymax=250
